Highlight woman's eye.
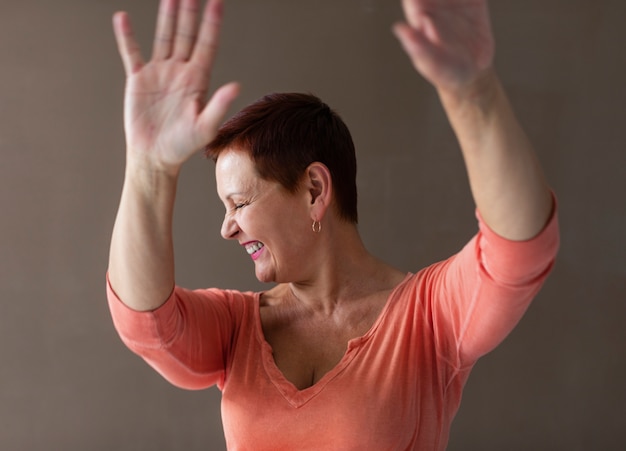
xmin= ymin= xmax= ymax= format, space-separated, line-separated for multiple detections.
xmin=234 ymin=202 xmax=248 ymax=210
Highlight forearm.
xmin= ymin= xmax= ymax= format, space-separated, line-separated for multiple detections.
xmin=439 ymin=69 xmax=553 ymax=241
xmin=108 ymin=161 xmax=180 ymax=311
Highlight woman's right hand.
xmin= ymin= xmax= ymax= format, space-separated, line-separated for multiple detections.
xmin=113 ymin=0 xmax=239 ymax=174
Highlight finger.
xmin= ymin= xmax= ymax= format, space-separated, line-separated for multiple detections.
xmin=190 ymin=0 xmax=223 ymax=71
xmin=401 ymin=0 xmax=423 ymax=29
xmin=392 ymin=22 xmax=434 ymax=65
xmin=173 ymin=0 xmax=201 ymax=60
xmin=196 ymin=82 xmax=240 ymax=145
xmin=112 ymin=12 xmax=145 ymax=75
xmin=152 ymin=0 xmax=178 ymax=60
xmin=394 ymin=22 xmax=457 ymax=89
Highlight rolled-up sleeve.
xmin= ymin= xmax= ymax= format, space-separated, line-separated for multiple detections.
xmin=107 ymin=278 xmax=246 ymax=390
xmin=429 ymin=196 xmax=560 ymax=366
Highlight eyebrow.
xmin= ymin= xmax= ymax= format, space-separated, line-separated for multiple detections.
xmin=220 ymin=188 xmax=253 ymax=203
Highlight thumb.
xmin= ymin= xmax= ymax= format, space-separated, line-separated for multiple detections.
xmin=196 ymin=82 xmax=241 ymax=144
xmin=392 ymin=22 xmax=434 ymax=68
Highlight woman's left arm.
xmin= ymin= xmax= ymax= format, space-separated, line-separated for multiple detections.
xmin=394 ymin=0 xmax=553 ymax=240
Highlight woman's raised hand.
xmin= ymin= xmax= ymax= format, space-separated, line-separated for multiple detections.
xmin=393 ymin=0 xmax=495 ymax=94
xmin=113 ymin=0 xmax=239 ymax=174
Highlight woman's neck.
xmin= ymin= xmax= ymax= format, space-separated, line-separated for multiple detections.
xmin=286 ymin=222 xmax=404 ymax=315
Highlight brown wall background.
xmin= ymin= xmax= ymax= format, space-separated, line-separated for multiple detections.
xmin=1 ymin=1 xmax=624 ymax=449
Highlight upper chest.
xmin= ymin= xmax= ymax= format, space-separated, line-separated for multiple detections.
xmin=259 ymin=293 xmax=390 ymax=390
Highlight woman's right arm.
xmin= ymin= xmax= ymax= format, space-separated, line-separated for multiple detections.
xmin=108 ymin=0 xmax=239 ymax=311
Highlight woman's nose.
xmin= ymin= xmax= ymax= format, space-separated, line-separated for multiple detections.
xmin=221 ymin=214 xmax=239 ymax=240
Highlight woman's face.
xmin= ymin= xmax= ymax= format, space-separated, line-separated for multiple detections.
xmin=215 ymin=149 xmax=315 ymax=283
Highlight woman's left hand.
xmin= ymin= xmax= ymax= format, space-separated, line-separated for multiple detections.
xmin=393 ymin=0 xmax=495 ymax=94
xmin=394 ymin=0 xmax=554 ymax=242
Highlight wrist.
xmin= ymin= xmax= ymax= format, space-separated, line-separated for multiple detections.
xmin=124 ymin=154 xmax=181 ymax=197
xmin=437 ymin=67 xmax=501 ymax=116
xmin=125 ymin=152 xmax=182 ymax=180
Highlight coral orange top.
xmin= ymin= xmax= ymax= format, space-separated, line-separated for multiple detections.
xmin=107 ymin=209 xmax=559 ymax=450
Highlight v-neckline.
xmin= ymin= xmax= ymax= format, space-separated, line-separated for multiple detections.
xmin=252 ymin=272 xmax=413 ymax=408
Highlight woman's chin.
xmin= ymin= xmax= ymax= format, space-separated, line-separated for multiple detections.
xmin=254 ymin=268 xmax=275 ymax=284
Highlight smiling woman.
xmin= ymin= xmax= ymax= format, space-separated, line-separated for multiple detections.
xmin=210 ymin=93 xmax=361 ymax=285
xmin=215 ymin=148 xmax=320 ymax=284
xmin=106 ymin=0 xmax=559 ymax=449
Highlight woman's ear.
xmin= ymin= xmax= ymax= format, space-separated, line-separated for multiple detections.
xmin=304 ymin=162 xmax=332 ymax=218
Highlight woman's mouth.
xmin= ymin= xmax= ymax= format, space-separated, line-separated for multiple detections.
xmin=244 ymin=241 xmax=265 ymax=260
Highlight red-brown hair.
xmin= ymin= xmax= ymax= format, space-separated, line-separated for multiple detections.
xmin=205 ymin=92 xmax=358 ymax=223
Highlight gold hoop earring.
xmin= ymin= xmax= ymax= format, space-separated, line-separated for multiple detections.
xmin=312 ymin=220 xmax=322 ymax=233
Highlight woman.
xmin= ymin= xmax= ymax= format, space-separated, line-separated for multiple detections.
xmin=107 ymin=0 xmax=559 ymax=449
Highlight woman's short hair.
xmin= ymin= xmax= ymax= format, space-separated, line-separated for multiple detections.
xmin=205 ymin=92 xmax=358 ymax=223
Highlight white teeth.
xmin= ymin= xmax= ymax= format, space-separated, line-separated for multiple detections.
xmin=245 ymin=242 xmax=264 ymax=254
